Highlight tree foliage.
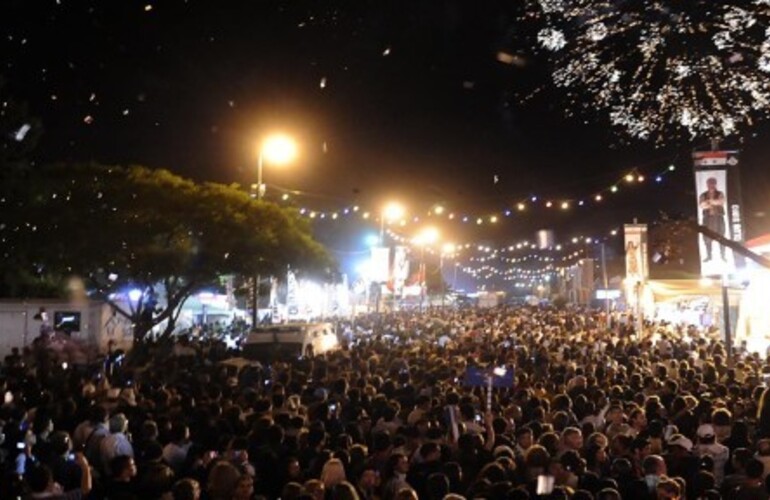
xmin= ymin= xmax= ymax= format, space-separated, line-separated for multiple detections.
xmin=2 ymin=163 xmax=333 ymax=339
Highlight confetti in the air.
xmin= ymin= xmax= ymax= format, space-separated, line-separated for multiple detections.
xmin=13 ymin=124 xmax=31 ymax=142
xmin=319 ymin=77 xmax=327 ymax=89
xmin=383 ymin=47 xmax=391 ymax=56
xmin=83 ymin=115 xmax=94 ymax=125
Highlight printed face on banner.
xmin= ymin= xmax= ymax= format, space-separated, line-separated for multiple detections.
xmin=370 ymin=247 xmax=390 ymax=283
xmin=694 ymin=169 xmax=735 ymax=276
xmin=624 ymin=225 xmax=647 ymax=282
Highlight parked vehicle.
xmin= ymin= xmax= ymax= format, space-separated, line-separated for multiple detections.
xmin=241 ymin=322 xmax=338 ymax=360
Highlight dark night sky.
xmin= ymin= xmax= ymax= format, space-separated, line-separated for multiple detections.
xmin=4 ymin=0 xmax=770 ymax=267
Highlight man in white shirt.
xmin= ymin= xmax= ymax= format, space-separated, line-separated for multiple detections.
xmin=99 ymin=413 xmax=133 ymax=474
xmin=693 ymin=424 xmax=729 ymax=486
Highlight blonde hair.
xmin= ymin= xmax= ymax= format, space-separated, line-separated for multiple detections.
xmin=320 ymin=457 xmax=347 ymax=488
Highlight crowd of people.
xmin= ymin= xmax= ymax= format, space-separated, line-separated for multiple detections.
xmin=1 ymin=305 xmax=770 ymax=500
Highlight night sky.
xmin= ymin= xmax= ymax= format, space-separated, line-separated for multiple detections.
xmin=4 ymin=0 xmax=770 ymax=265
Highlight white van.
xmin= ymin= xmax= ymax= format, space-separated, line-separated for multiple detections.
xmin=242 ymin=322 xmax=338 ymax=360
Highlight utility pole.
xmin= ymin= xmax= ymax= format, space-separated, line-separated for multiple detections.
xmin=601 ymin=242 xmax=610 ymax=319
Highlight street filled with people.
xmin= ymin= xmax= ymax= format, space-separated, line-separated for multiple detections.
xmin=2 ymin=305 xmax=770 ymax=500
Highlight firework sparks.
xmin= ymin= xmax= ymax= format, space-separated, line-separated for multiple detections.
xmin=528 ymin=0 xmax=770 ymax=142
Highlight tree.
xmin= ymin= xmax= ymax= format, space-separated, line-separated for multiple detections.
xmin=8 ymin=163 xmax=333 ymax=341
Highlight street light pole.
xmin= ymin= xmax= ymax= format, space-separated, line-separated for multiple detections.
xmin=249 ymin=134 xmax=297 ymax=327
xmin=601 ymin=242 xmax=610 ymax=321
xmin=252 ymin=152 xmax=264 ymax=328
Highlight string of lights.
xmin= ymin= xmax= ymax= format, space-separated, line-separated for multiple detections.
xmin=263 ymin=160 xmax=679 ymax=227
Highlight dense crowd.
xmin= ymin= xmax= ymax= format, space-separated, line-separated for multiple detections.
xmin=2 ymin=306 xmax=770 ymax=500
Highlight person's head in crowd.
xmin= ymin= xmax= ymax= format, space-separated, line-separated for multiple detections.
xmin=281 ymin=481 xmax=305 ymax=500
xmin=320 ymin=457 xmax=347 ymax=489
xmin=329 ymin=480 xmax=359 ymax=500
xmin=631 ymin=435 xmax=652 ymax=460
xmin=394 ymin=487 xmax=419 ymax=500
xmin=232 ymin=474 xmax=254 ymax=500
xmin=656 ymin=477 xmax=682 ymax=500
xmin=207 ymin=460 xmax=242 ymax=500
xmin=49 ymin=430 xmax=73 ymax=458
xmin=140 ymin=419 xmax=160 ymax=443
xmin=524 ymin=445 xmax=550 ymax=479
xmin=609 ymin=433 xmax=633 ymax=458
xmin=729 ymin=419 xmax=751 ymax=446
xmin=172 ymin=478 xmax=201 ymax=500
xmin=730 ymin=447 xmax=752 ymax=474
xmin=642 ymin=454 xmax=667 ymax=479
xmin=479 ymin=461 xmax=507 ymax=484
xmin=696 ymin=424 xmax=717 ymax=445
xmin=424 ymin=472 xmax=450 ymax=500
xmin=357 ymin=465 xmax=379 ymax=494
xmin=304 ymin=479 xmax=325 ymax=500
xmin=561 ymin=427 xmax=583 ymax=452
xmin=666 ymin=434 xmax=693 ymax=455
xmin=690 ymin=470 xmax=715 ymax=498
xmin=538 ymin=431 xmax=560 ymax=457
xmin=516 ymin=427 xmax=534 ymax=452
xmin=745 ymin=457 xmax=765 ymax=482
xmin=109 ymin=413 xmax=129 ymax=435
xmin=89 ymin=404 xmax=109 ymax=425
xmin=628 ymin=407 xmax=647 ymax=432
xmin=757 ymin=439 xmax=770 ymax=457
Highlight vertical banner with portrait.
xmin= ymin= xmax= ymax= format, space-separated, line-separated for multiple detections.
xmin=393 ymin=246 xmax=409 ymax=297
xmin=692 ymin=151 xmax=744 ymax=277
xmin=624 ymin=224 xmax=648 ymax=283
xmin=286 ymin=270 xmax=299 ymax=320
xmin=624 ymin=224 xmax=648 ymax=315
xmin=370 ymin=246 xmax=391 ymax=283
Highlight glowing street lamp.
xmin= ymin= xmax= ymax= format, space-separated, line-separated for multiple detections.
xmin=256 ymin=134 xmax=297 ymax=199
xmin=252 ymin=133 xmax=297 ymax=327
xmin=380 ymin=201 xmax=406 ymax=243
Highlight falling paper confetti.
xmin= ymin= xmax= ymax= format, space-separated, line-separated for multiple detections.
xmin=383 ymin=47 xmax=391 ymax=56
xmin=13 ymin=124 xmax=31 ymax=142
xmin=319 ymin=77 xmax=327 ymax=89
xmin=83 ymin=115 xmax=94 ymax=125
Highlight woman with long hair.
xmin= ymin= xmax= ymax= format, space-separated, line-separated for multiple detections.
xmin=320 ymin=457 xmax=347 ymax=490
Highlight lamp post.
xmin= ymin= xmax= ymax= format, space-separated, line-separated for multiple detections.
xmin=251 ymin=134 xmax=297 ymax=327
